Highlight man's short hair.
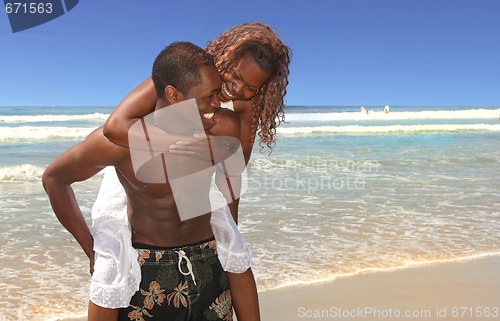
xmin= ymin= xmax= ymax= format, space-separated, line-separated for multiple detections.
xmin=152 ymin=42 xmax=215 ymax=97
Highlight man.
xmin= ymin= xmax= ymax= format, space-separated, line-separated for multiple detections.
xmin=43 ymin=42 xmax=241 ymax=321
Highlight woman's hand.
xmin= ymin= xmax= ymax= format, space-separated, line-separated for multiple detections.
xmin=169 ymin=133 xmax=236 ymax=162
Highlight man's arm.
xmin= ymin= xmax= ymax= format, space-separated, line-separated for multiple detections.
xmin=42 ymin=128 xmax=125 ymax=271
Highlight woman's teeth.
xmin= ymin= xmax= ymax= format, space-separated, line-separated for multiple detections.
xmin=222 ymin=83 xmax=235 ymax=99
xmin=203 ymin=112 xmax=215 ymax=119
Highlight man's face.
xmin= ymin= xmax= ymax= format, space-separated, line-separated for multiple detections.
xmin=183 ymin=65 xmax=222 ymax=130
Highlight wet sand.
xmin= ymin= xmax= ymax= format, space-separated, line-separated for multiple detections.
xmin=58 ymin=255 xmax=500 ymax=321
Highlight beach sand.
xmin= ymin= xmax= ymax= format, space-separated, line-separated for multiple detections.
xmin=260 ymin=255 xmax=500 ymax=321
xmin=58 ymin=256 xmax=500 ymax=321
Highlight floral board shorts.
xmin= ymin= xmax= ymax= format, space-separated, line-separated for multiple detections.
xmin=118 ymin=238 xmax=233 ymax=321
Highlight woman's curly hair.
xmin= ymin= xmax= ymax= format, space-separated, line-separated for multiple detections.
xmin=205 ymin=22 xmax=291 ymax=152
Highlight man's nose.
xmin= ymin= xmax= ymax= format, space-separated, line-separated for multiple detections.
xmin=212 ymin=94 xmax=221 ymax=108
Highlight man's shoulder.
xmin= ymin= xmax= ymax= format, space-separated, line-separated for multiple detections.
xmin=213 ymin=107 xmax=240 ymax=138
xmin=232 ymin=100 xmax=252 ymax=114
xmin=83 ymin=126 xmax=129 ymax=159
xmin=85 ymin=126 xmax=113 ymax=146
xmin=217 ymin=107 xmax=239 ymax=122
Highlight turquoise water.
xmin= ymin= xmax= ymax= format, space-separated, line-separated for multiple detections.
xmin=1 ymin=105 xmax=499 ymax=320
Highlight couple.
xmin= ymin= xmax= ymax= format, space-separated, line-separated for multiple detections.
xmin=43 ymin=23 xmax=290 ymax=321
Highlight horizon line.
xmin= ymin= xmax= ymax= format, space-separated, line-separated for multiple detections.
xmin=1 ymin=104 xmax=500 ymax=108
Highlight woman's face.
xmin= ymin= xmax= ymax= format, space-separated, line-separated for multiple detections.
xmin=219 ymin=51 xmax=272 ymax=102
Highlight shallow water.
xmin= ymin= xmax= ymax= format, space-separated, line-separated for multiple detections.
xmin=1 ymin=105 xmax=499 ymax=320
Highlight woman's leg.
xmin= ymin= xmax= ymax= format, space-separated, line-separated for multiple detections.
xmin=88 ymin=301 xmax=119 ymax=321
xmin=227 ymin=268 xmax=261 ymax=321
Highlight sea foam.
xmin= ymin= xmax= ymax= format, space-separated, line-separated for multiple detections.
xmin=0 ymin=113 xmax=109 ymax=123
xmin=0 ymin=126 xmax=95 ymax=141
xmin=0 ymin=164 xmax=45 ymax=182
xmin=284 ymin=109 xmax=500 ymax=121
xmin=278 ymin=124 xmax=500 ymax=135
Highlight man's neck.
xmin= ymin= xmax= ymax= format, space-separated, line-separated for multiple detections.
xmin=155 ymin=98 xmax=169 ymax=111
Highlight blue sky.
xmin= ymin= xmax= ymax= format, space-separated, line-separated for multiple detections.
xmin=1 ymin=0 xmax=499 ymax=107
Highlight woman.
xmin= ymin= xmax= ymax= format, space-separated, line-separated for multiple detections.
xmin=92 ymin=22 xmax=291 ymax=321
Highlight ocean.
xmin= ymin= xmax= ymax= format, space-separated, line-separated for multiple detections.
xmin=1 ymin=105 xmax=500 ymax=320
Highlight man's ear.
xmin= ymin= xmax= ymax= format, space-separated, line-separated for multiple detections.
xmin=164 ymin=85 xmax=183 ymax=104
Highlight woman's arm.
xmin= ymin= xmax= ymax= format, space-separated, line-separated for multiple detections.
xmin=232 ymin=100 xmax=256 ymax=165
xmin=103 ymin=77 xmax=157 ymax=148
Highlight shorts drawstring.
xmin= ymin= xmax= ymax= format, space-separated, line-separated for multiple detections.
xmin=176 ymin=250 xmax=197 ymax=286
